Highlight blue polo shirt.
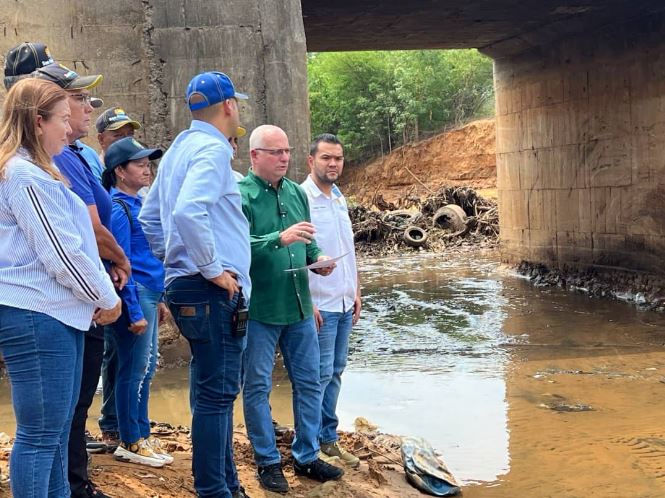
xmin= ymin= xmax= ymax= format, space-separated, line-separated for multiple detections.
xmin=75 ymin=140 xmax=105 ymax=181
xmin=111 ymin=188 xmax=165 ymax=322
xmin=54 ymin=144 xmax=112 ymax=231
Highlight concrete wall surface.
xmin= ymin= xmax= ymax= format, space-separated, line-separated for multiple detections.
xmin=495 ymin=13 xmax=665 ymax=274
xmin=0 ymin=0 xmax=310 ymax=178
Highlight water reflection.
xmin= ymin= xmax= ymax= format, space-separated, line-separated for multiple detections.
xmin=342 ymin=254 xmax=511 ymax=483
xmin=3 ymin=252 xmax=665 ymax=494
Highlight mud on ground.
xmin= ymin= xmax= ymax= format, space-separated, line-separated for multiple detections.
xmin=0 ymin=425 xmax=430 ymax=498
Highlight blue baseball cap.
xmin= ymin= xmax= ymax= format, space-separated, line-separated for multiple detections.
xmin=186 ymin=71 xmax=248 ymax=111
xmin=104 ymin=137 xmax=162 ymax=170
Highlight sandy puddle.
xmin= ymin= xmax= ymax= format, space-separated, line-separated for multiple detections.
xmin=2 ymin=252 xmax=665 ymax=497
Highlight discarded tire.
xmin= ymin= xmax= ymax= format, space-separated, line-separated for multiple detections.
xmin=403 ymin=226 xmax=428 ymax=247
xmin=432 ymin=204 xmax=467 ymax=231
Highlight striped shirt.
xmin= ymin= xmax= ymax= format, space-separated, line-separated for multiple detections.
xmin=0 ymin=154 xmax=119 ymax=331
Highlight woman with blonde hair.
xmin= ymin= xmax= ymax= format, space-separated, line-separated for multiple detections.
xmin=0 ymin=77 xmax=121 ymax=497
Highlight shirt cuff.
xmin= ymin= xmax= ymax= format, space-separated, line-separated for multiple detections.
xmin=128 ymin=302 xmax=144 ymax=324
xmin=270 ymin=231 xmax=283 ymax=250
xmin=199 ymin=260 xmax=224 ymax=280
xmin=96 ymin=286 xmax=120 ymax=311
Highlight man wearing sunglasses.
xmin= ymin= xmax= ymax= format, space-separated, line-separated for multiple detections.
xmin=34 ymin=62 xmax=131 ymax=498
xmin=238 ymin=125 xmax=343 ymax=494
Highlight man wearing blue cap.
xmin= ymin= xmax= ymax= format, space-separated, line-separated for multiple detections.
xmin=140 ymin=71 xmax=252 ymax=498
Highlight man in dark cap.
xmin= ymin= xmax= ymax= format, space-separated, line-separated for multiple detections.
xmin=3 ymin=41 xmax=55 ymax=89
xmin=93 ymin=106 xmax=143 ymax=451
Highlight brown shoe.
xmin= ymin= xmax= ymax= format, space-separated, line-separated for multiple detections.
xmin=101 ymin=431 xmax=120 ymax=453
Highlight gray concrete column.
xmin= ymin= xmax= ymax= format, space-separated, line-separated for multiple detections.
xmin=494 ymin=13 xmax=665 ymax=274
xmin=0 ymin=0 xmax=311 ymax=178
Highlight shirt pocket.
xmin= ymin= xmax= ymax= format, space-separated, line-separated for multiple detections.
xmin=310 ymin=204 xmax=335 ymax=227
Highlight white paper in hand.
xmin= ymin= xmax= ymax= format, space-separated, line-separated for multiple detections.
xmin=284 ymin=252 xmax=350 ymax=272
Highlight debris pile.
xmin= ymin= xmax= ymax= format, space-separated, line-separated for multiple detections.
xmin=350 ymin=186 xmax=498 ymax=256
xmin=518 ymin=261 xmax=665 ymax=312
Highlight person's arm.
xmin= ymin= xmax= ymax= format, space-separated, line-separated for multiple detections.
xmin=88 ymin=205 xmax=131 ymax=269
xmin=138 ymin=178 xmax=165 ymax=261
xmin=172 ymin=145 xmax=229 ymax=280
xmin=241 ymin=197 xmax=283 ymax=254
xmin=110 ymin=202 xmax=144 ymax=324
xmin=353 ymin=271 xmax=362 ymax=324
xmin=9 ymin=180 xmax=119 ymax=310
xmin=302 ymin=195 xmax=323 ymax=264
xmin=56 ymin=152 xmax=130 ymax=286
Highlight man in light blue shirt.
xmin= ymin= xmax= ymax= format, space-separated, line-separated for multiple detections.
xmin=139 ymin=71 xmax=251 ymax=498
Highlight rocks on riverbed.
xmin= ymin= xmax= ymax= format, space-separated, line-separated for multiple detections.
xmin=517 ymin=261 xmax=665 ymax=312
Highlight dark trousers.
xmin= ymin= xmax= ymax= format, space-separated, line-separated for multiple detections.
xmin=99 ymin=325 xmax=118 ymax=433
xmin=68 ymin=327 xmax=105 ymax=498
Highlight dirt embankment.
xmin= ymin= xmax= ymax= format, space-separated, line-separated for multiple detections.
xmin=340 ymin=118 xmax=496 ymax=206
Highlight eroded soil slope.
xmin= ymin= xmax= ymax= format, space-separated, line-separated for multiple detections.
xmin=340 ymin=118 xmax=496 ymax=205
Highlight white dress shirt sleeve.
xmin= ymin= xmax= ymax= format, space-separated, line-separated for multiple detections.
xmin=138 ymin=176 xmax=166 ymax=261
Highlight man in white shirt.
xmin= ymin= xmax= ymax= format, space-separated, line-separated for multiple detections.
xmin=300 ymin=134 xmax=361 ymax=468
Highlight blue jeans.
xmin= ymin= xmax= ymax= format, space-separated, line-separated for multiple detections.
xmin=318 ymin=310 xmax=353 ymax=444
xmin=99 ymin=325 xmax=118 ymax=433
xmin=167 ymin=275 xmax=245 ymax=498
xmin=243 ymin=317 xmax=321 ymax=466
xmin=0 ymin=305 xmax=83 ymax=498
xmin=115 ymin=284 xmax=161 ymax=443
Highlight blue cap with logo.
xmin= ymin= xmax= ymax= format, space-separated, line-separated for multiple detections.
xmin=186 ymin=71 xmax=248 ymax=111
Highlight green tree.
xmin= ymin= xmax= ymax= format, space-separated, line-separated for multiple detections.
xmin=308 ymin=49 xmax=494 ymax=163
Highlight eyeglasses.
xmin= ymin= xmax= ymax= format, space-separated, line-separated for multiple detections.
xmin=254 ymin=147 xmax=293 ymax=156
xmin=68 ymin=93 xmax=93 ymax=106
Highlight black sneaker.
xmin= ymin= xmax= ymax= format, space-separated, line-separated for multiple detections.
xmin=294 ymin=458 xmax=345 ymax=482
xmin=257 ymin=463 xmax=289 ymax=494
xmin=85 ymin=431 xmax=107 ymax=454
xmin=84 ymin=481 xmax=111 ymax=498
xmin=232 ymin=485 xmax=251 ymax=498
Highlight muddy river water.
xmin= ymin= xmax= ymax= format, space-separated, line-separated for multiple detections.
xmin=2 ymin=252 xmax=665 ymax=497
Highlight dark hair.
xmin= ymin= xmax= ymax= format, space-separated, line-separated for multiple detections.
xmin=309 ymin=133 xmax=343 ymax=156
xmin=101 ymin=160 xmax=129 ymax=191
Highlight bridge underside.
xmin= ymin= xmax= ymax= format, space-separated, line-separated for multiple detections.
xmin=302 ymin=1 xmax=665 ymax=57
xmin=304 ymin=1 xmax=665 ymax=275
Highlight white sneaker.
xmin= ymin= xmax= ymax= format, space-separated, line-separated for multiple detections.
xmin=146 ymin=436 xmax=174 ymax=465
xmin=113 ymin=439 xmax=165 ymax=468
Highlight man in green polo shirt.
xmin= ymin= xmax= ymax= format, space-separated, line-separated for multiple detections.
xmin=239 ymin=125 xmax=345 ymax=493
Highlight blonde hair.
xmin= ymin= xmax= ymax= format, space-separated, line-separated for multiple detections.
xmin=0 ymin=78 xmax=68 ymax=181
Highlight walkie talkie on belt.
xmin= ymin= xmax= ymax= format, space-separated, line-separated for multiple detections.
xmin=232 ymin=293 xmax=248 ymax=338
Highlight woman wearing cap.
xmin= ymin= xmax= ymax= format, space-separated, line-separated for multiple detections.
xmin=101 ymin=137 xmax=172 ymax=468
xmin=0 ymin=78 xmax=121 ymax=496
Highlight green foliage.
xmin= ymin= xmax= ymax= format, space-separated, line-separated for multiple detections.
xmin=308 ymin=50 xmax=494 ymax=162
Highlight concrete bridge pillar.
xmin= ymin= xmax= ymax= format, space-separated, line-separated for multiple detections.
xmin=495 ymin=13 xmax=665 ymax=274
xmin=0 ymin=0 xmax=310 ymax=178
